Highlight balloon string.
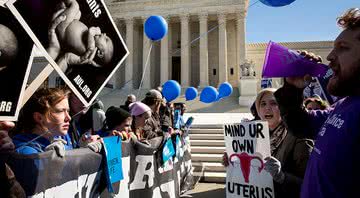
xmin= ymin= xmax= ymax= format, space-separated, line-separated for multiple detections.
xmin=171 ymin=0 xmax=260 ymax=56
xmin=186 ymin=99 xmax=199 ymax=109
xmin=137 ymin=42 xmax=153 ymax=98
xmin=15 ymin=130 xmax=51 ymax=151
xmin=249 ymin=0 xmax=260 ymax=8
xmin=171 ymin=23 xmax=221 ymax=56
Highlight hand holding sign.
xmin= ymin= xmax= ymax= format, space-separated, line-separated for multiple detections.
xmin=264 ymin=156 xmax=285 ymax=184
xmin=0 ymin=121 xmax=15 ymax=151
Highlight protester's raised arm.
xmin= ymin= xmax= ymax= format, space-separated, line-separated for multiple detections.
xmin=274 ymin=51 xmax=327 ymax=139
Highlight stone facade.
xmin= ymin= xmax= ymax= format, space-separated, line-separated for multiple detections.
xmin=105 ymin=0 xmax=249 ymax=89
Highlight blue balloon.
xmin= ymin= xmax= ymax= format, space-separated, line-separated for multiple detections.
xmin=218 ymin=82 xmax=233 ymax=99
xmin=200 ymin=86 xmax=218 ymax=103
xmin=144 ymin=16 xmax=168 ymax=41
xmin=185 ymin=87 xmax=198 ymax=101
xmin=259 ymin=0 xmax=296 ymax=7
xmin=162 ymin=80 xmax=181 ymax=102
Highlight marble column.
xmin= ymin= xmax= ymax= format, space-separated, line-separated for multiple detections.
xmin=199 ymin=13 xmax=209 ymax=87
xmin=236 ymin=12 xmax=246 ymax=78
xmin=113 ymin=18 xmax=124 ymax=89
xmin=180 ymin=14 xmax=190 ymax=87
xmin=142 ymin=17 xmax=151 ymax=89
xmin=160 ymin=16 xmax=170 ymax=85
xmin=124 ymin=17 xmax=134 ymax=89
xmin=218 ymin=13 xmax=228 ymax=84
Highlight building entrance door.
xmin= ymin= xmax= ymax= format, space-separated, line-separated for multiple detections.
xmin=172 ymin=57 xmax=181 ymax=82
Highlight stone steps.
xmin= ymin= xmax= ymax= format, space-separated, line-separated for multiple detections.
xmin=193 ymin=171 xmax=226 ymax=183
xmin=189 ymin=128 xmax=224 ymax=134
xmin=190 ymin=140 xmax=225 ymax=147
xmin=191 ymin=146 xmax=225 ymax=154
xmin=190 ymin=124 xmax=224 ymax=129
xmin=189 ymin=134 xmax=224 ymax=140
xmin=192 ymin=153 xmax=224 ymax=162
xmin=192 ymin=162 xmax=226 ymax=172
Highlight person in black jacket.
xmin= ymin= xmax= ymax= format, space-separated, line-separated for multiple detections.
xmin=0 ymin=121 xmax=25 ymax=198
xmin=223 ymin=88 xmax=313 ymax=198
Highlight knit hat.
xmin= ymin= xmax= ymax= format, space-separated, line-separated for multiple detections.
xmin=145 ymin=89 xmax=163 ymax=100
xmin=129 ymin=102 xmax=151 ymax=116
xmin=105 ymin=106 xmax=131 ymax=129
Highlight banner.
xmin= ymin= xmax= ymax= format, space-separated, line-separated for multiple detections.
xmin=0 ymin=6 xmax=34 ymax=121
xmin=5 ymin=136 xmax=194 ymax=198
xmin=224 ymin=121 xmax=274 ymax=198
xmin=103 ymin=136 xmax=123 ymax=193
xmin=6 ymin=0 xmax=129 ymax=106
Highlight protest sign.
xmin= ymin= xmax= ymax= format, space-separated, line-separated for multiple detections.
xmin=103 ymin=136 xmax=123 ymax=193
xmin=6 ymin=137 xmax=195 ymax=198
xmin=162 ymin=138 xmax=176 ymax=164
xmin=224 ymin=121 xmax=274 ymax=198
xmin=0 ymin=6 xmax=34 ymax=121
xmin=6 ymin=0 xmax=129 ymax=106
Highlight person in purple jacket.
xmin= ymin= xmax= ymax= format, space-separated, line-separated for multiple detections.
xmin=274 ymin=8 xmax=360 ymax=198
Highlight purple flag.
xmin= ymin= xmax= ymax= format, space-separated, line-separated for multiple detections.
xmin=262 ymin=41 xmax=328 ymax=78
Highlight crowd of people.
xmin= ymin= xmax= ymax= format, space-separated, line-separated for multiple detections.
xmin=0 ymin=6 xmax=359 ymax=198
xmin=0 ymin=86 xmax=192 ymax=197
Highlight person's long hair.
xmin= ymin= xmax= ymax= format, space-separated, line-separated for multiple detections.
xmin=16 ymin=88 xmax=70 ymax=133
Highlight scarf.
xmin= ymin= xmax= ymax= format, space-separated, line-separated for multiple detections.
xmin=270 ymin=121 xmax=287 ymax=155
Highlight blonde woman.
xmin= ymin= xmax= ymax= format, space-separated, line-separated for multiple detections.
xmin=224 ymin=88 xmax=313 ymax=198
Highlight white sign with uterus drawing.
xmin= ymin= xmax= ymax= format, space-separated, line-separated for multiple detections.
xmin=224 ymin=121 xmax=274 ymax=198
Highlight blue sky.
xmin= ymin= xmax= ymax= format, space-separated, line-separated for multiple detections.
xmin=246 ymin=0 xmax=360 ymax=43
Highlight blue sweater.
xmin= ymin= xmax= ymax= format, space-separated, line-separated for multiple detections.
xmin=13 ymin=134 xmax=51 ymax=155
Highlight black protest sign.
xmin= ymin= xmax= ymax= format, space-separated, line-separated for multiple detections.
xmin=6 ymin=0 xmax=129 ymax=106
xmin=0 ymin=6 xmax=33 ymax=121
xmin=223 ymin=121 xmax=274 ymax=198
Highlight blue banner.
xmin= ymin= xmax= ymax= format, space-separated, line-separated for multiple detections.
xmin=103 ymin=136 xmax=123 ymax=192
xmin=162 ymin=138 xmax=175 ymax=163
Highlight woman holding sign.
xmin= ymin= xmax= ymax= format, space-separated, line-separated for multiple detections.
xmin=257 ymin=88 xmax=314 ymax=197
xmin=224 ymin=88 xmax=313 ymax=198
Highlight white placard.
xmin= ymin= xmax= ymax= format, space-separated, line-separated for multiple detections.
xmin=224 ymin=121 xmax=274 ymax=198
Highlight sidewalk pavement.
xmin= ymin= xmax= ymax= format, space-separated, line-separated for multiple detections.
xmin=181 ymin=182 xmax=226 ymax=198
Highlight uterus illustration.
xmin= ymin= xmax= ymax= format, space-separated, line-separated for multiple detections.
xmin=229 ymin=152 xmax=264 ymax=183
